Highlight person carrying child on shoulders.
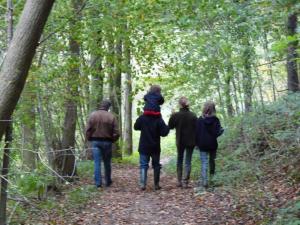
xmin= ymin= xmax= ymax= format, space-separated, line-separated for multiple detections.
xmin=195 ymin=101 xmax=224 ymax=193
xmin=134 ymin=84 xmax=169 ymax=191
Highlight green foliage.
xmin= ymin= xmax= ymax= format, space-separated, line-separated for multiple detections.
xmin=66 ymin=185 xmax=98 ymax=206
xmin=274 ymin=200 xmax=300 ymax=225
xmin=16 ymin=164 xmax=54 ymax=197
xmin=121 ymin=151 xmax=140 ymax=165
xmin=164 ymin=151 xmax=201 ymax=180
xmin=161 ymin=132 xmax=177 ymax=157
xmin=77 ymin=160 xmax=94 ymax=178
xmin=217 ymin=93 xmax=300 ymax=186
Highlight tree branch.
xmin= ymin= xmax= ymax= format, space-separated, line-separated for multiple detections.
xmin=38 ymin=0 xmax=87 ymax=45
xmin=256 ymin=58 xmax=286 ymax=67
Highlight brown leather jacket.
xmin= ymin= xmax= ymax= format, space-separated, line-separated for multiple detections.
xmin=85 ymin=110 xmax=119 ymax=142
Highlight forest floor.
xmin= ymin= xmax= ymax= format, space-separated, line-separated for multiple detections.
xmin=28 ymin=163 xmax=299 ymax=225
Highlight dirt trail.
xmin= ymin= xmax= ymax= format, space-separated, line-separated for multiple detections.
xmin=69 ymin=164 xmax=237 ymax=225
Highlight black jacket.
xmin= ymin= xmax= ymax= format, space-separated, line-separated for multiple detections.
xmin=196 ymin=116 xmax=223 ymax=152
xmin=168 ymin=108 xmax=197 ymax=148
xmin=134 ymin=115 xmax=169 ymax=155
xmin=143 ymin=92 xmax=164 ymax=112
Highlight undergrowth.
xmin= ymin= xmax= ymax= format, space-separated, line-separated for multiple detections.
xmin=8 ymin=161 xmax=99 ymax=224
xmin=164 ymin=93 xmax=300 ymax=224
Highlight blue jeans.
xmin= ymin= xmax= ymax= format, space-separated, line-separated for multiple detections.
xmin=139 ymin=153 xmax=161 ymax=170
xmin=200 ymin=151 xmax=209 ymax=187
xmin=92 ymin=140 xmax=112 ymax=187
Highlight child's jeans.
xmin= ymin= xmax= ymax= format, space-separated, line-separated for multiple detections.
xmin=199 ymin=150 xmax=209 ymax=187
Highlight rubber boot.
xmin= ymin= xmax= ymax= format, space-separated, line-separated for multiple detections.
xmin=104 ymin=167 xmax=112 ymax=187
xmin=154 ymin=167 xmax=161 ymax=190
xmin=177 ymin=167 xmax=183 ymax=187
xmin=183 ymin=168 xmax=191 ymax=188
xmin=140 ymin=168 xmax=147 ymax=191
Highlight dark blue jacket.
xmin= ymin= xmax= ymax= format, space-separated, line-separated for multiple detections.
xmin=196 ymin=116 xmax=223 ymax=152
xmin=134 ymin=115 xmax=169 ymax=155
xmin=143 ymin=92 xmax=164 ymax=112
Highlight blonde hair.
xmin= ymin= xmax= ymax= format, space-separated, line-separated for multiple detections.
xmin=202 ymin=101 xmax=216 ymax=117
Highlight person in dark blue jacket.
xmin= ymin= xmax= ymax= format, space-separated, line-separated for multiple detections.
xmin=196 ymin=101 xmax=224 ymax=191
xmin=134 ymin=114 xmax=169 ymax=190
xmin=143 ymin=85 xmax=164 ymax=116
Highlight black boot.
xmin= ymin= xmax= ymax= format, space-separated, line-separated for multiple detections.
xmin=105 ymin=168 xmax=112 ymax=187
xmin=177 ymin=167 xmax=183 ymax=187
xmin=154 ymin=167 xmax=161 ymax=190
xmin=183 ymin=168 xmax=191 ymax=188
xmin=140 ymin=168 xmax=147 ymax=190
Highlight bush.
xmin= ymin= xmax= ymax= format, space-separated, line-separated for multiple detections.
xmin=77 ymin=160 xmax=94 ymax=178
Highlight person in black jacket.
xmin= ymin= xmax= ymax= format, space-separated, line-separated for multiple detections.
xmin=168 ymin=97 xmax=197 ymax=188
xmin=196 ymin=101 xmax=224 ymax=190
xmin=134 ymin=114 xmax=169 ymax=191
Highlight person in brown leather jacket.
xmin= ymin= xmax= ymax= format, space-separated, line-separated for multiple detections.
xmin=86 ymin=100 xmax=119 ymax=188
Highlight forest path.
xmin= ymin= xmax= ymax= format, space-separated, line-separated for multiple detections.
xmin=69 ymin=164 xmax=237 ymax=225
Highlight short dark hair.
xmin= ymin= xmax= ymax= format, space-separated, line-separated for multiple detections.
xmin=149 ymin=85 xmax=161 ymax=94
xmin=99 ymin=99 xmax=111 ymax=110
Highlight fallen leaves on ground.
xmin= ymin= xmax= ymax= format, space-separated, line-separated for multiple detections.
xmin=26 ymin=164 xmax=299 ymax=225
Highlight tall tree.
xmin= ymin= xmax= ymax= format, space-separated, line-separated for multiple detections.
xmin=242 ymin=37 xmax=253 ymax=112
xmin=58 ymin=0 xmax=83 ymax=178
xmin=286 ymin=13 xmax=299 ymax=92
xmin=0 ymin=1 xmax=13 ymax=223
xmin=21 ymin=80 xmax=37 ymax=169
xmin=0 ymin=0 xmax=55 ymax=141
xmin=123 ymin=26 xmax=133 ymax=155
xmin=0 ymin=124 xmax=12 ymax=224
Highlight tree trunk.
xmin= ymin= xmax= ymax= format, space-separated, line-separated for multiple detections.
xmin=58 ymin=0 xmax=82 ymax=178
xmin=114 ymin=38 xmax=122 ymax=135
xmin=89 ymin=33 xmax=104 ymax=111
xmin=215 ymin=69 xmax=226 ymax=116
xmin=23 ymin=44 xmax=46 ymax=168
xmin=235 ymin=72 xmax=244 ymax=112
xmin=0 ymin=124 xmax=12 ymax=225
xmin=108 ymin=34 xmax=122 ymax=159
xmin=262 ymin=32 xmax=276 ymax=101
xmin=224 ymin=74 xmax=234 ymax=117
xmin=21 ymin=81 xmax=37 ymax=169
xmin=242 ymin=38 xmax=253 ymax=112
xmin=0 ymin=3 xmax=13 ymax=223
xmin=123 ymin=32 xmax=133 ymax=155
xmin=90 ymin=54 xmax=104 ymax=111
xmin=0 ymin=0 xmax=55 ymax=142
xmin=231 ymin=75 xmax=240 ymax=115
xmin=286 ymin=13 xmax=299 ymax=92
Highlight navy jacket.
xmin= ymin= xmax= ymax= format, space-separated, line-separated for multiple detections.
xmin=134 ymin=115 xmax=169 ymax=155
xmin=143 ymin=92 xmax=164 ymax=112
xmin=168 ymin=108 xmax=197 ymax=148
xmin=196 ymin=116 xmax=223 ymax=152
